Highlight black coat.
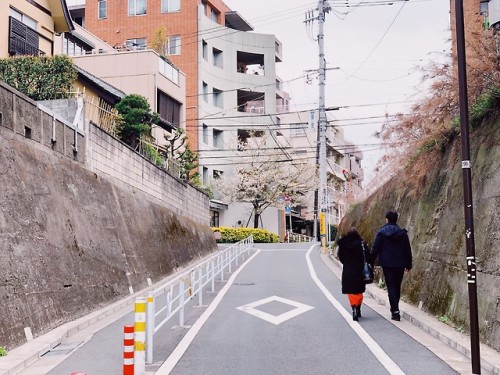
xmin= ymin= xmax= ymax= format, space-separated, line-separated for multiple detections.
xmin=337 ymin=234 xmax=369 ymax=295
xmin=371 ymin=223 xmax=412 ymax=269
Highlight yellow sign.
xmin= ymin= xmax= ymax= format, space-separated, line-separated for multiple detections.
xmin=319 ymin=213 xmax=326 ymax=234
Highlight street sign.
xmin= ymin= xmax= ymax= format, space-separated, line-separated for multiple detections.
xmin=285 ymin=206 xmax=291 ymax=214
xmin=277 ymin=195 xmax=284 ymax=204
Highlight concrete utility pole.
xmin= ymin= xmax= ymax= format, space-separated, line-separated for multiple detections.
xmin=305 ymin=1 xmax=330 ymax=249
xmin=454 ymin=0 xmax=481 ymax=373
xmin=317 ymin=0 xmax=330 ymax=253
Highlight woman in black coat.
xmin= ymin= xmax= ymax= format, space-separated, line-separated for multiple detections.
xmin=337 ymin=227 xmax=370 ymax=321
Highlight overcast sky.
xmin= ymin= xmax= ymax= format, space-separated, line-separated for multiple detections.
xmin=223 ymin=0 xmax=451 ymax=181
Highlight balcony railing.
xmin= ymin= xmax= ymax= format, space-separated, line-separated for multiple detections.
xmin=9 ymin=35 xmax=45 ymax=57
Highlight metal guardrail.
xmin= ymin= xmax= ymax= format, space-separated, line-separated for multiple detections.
xmin=286 ymin=230 xmax=315 ymax=243
xmin=141 ymin=236 xmax=254 ymax=365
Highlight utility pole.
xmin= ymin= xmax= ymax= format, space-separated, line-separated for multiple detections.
xmin=305 ymin=1 xmax=330 ymax=250
xmin=317 ymin=0 xmax=330 ymax=253
xmin=454 ymin=0 xmax=481 ymax=373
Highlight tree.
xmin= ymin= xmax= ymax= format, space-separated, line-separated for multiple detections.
xmin=214 ymin=135 xmax=318 ymax=228
xmin=164 ymin=128 xmax=198 ymax=180
xmin=150 ymin=26 xmax=169 ymax=56
xmin=115 ymin=94 xmax=160 ymax=150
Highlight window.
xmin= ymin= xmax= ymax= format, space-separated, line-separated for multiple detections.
xmin=157 ymin=90 xmax=181 ymax=127
xmin=212 ymin=47 xmax=223 ymax=68
xmin=128 ymin=0 xmax=147 ymax=15
xmin=202 ymin=82 xmax=208 ymax=102
xmin=9 ymin=8 xmax=37 ymax=30
xmin=213 ymin=129 xmax=223 ymax=148
xmin=210 ymin=210 xmax=219 ymax=227
xmin=213 ymin=88 xmax=223 ymax=108
xmin=161 ymin=0 xmax=180 ymax=13
xmin=63 ymin=35 xmax=91 ymax=56
xmin=159 ymin=58 xmax=179 ymax=84
xmin=98 ymin=0 xmax=107 ymax=19
xmin=8 ymin=13 xmax=40 ymax=56
xmin=126 ymin=37 xmax=147 ymax=49
xmin=202 ymin=124 xmax=208 ymax=144
xmin=211 ymin=8 xmax=219 ymax=22
xmin=167 ymin=35 xmax=181 ymax=55
xmin=203 ymin=166 xmax=209 ymax=185
xmin=202 ymin=40 xmax=208 ymax=60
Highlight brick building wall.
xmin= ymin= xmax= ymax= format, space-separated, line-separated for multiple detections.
xmin=84 ymin=0 xmax=233 ymax=153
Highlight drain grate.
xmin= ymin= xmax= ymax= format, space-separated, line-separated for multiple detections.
xmin=41 ymin=342 xmax=83 ymax=357
xmin=233 ymin=282 xmax=255 ymax=286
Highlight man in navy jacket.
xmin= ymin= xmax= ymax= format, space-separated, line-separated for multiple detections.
xmin=371 ymin=211 xmax=412 ymax=321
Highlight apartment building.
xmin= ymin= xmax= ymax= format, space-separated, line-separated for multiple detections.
xmin=1 ymin=0 xmax=74 ymax=58
xmin=80 ymin=0 xmax=284 ymax=228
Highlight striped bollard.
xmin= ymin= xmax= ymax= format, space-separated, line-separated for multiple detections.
xmin=134 ymin=298 xmax=147 ymax=375
xmin=146 ymin=292 xmax=155 ymax=365
xmin=123 ymin=325 xmax=134 ymax=375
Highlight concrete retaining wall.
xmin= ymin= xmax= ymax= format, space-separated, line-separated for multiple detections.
xmin=0 ymin=81 xmax=216 ymax=350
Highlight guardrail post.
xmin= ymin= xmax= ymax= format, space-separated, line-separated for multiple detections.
xmin=220 ymin=255 xmax=224 ymax=282
xmin=179 ymin=278 xmax=185 ymax=327
xmin=146 ymin=292 xmax=154 ymax=365
xmin=211 ymin=260 xmax=215 ymax=292
xmin=236 ymin=243 xmax=240 ymax=266
xmin=198 ymin=267 xmax=203 ymax=306
xmin=123 ymin=325 xmax=134 ymax=375
xmin=134 ymin=298 xmax=146 ymax=375
xmin=228 ymin=248 xmax=232 ymax=273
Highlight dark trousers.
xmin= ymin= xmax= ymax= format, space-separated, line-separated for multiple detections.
xmin=382 ymin=267 xmax=405 ymax=313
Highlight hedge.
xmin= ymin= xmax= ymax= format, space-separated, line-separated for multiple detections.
xmin=212 ymin=227 xmax=279 ymax=243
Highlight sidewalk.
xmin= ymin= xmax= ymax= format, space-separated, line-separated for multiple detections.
xmin=323 ymin=250 xmax=500 ymax=375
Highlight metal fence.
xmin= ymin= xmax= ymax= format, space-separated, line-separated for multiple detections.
xmin=139 ymin=236 xmax=254 ymax=365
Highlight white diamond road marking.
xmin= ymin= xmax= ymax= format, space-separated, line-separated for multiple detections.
xmin=236 ymin=295 xmax=314 ymax=325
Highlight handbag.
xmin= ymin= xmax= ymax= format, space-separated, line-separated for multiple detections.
xmin=361 ymin=242 xmax=374 ymax=284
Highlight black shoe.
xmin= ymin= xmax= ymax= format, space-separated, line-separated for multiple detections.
xmin=352 ymin=307 xmax=358 ymax=321
xmin=391 ymin=312 xmax=401 ymax=321
xmin=356 ymin=305 xmax=361 ymax=318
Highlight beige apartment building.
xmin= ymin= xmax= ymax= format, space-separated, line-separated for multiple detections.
xmin=1 ymin=0 xmax=74 ymax=58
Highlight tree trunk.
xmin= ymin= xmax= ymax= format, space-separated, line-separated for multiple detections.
xmin=253 ymin=210 xmax=260 ymax=229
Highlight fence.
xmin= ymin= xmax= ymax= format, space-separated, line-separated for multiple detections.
xmin=132 ymin=236 xmax=254 ymax=371
xmin=286 ymin=230 xmax=315 ymax=243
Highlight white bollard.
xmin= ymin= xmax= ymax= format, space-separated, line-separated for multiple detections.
xmin=134 ymin=298 xmax=147 ymax=375
xmin=146 ymin=292 xmax=154 ymax=365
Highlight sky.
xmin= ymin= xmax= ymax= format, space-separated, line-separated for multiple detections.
xmin=223 ymin=0 xmax=452 ymax=182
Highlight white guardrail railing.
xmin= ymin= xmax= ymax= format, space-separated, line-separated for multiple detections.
xmin=136 ymin=235 xmax=254 ymax=367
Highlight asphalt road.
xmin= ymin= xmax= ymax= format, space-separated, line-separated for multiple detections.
xmin=42 ymin=243 xmax=457 ymax=375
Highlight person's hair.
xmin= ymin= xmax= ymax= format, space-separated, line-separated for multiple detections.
xmin=345 ymin=227 xmax=361 ymax=239
xmin=386 ymin=211 xmax=398 ymax=223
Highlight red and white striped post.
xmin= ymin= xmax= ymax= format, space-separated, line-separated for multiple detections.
xmin=123 ymin=325 xmax=134 ymax=375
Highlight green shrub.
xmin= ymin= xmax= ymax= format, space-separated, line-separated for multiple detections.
xmin=212 ymin=227 xmax=279 ymax=243
xmin=0 ymin=346 xmax=7 ymax=356
xmin=0 ymin=55 xmax=77 ymax=100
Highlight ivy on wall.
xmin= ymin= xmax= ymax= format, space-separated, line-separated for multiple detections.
xmin=0 ymin=55 xmax=77 ymax=101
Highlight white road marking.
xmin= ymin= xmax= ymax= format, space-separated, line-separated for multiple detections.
xmin=306 ymin=245 xmax=406 ymax=375
xmin=236 ymin=295 xmax=314 ymax=325
xmin=155 ymin=249 xmax=261 ymax=374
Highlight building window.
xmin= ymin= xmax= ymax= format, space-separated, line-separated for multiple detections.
xmin=63 ymin=35 xmax=88 ymax=56
xmin=157 ymin=90 xmax=181 ymax=127
xmin=167 ymin=35 xmax=181 ymax=55
xmin=210 ymin=210 xmax=219 ymax=227
xmin=161 ymin=0 xmax=180 ymax=13
xmin=8 ymin=14 xmax=41 ymax=57
xmin=126 ymin=37 xmax=147 ymax=49
xmin=211 ymin=8 xmax=219 ymax=22
xmin=203 ymin=166 xmax=209 ymax=185
xmin=212 ymin=47 xmax=223 ymax=68
xmin=9 ymin=8 xmax=37 ymax=30
xmin=128 ymin=0 xmax=147 ymax=15
xmin=202 ymin=124 xmax=208 ymax=144
xmin=202 ymin=40 xmax=208 ymax=60
xmin=213 ymin=129 xmax=223 ymax=148
xmin=202 ymin=82 xmax=208 ymax=102
xmin=213 ymin=88 xmax=223 ymax=108
xmin=98 ymin=0 xmax=107 ymax=19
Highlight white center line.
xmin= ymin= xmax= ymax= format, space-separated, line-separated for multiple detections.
xmin=306 ymin=245 xmax=406 ymax=375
